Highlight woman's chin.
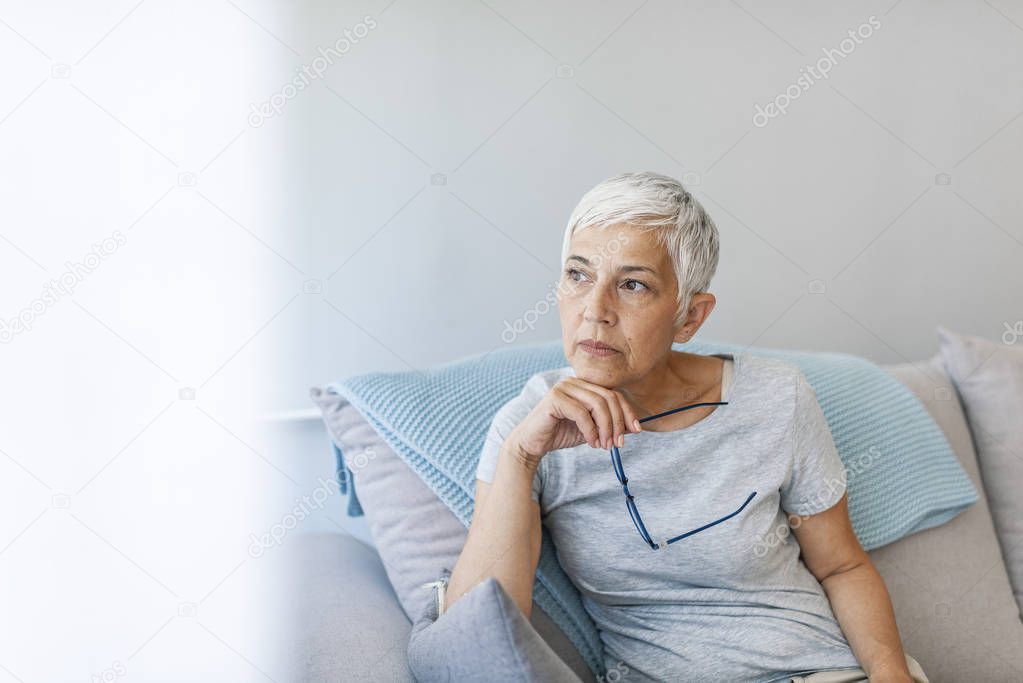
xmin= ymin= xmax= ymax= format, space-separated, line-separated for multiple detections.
xmin=570 ymin=359 xmax=622 ymax=387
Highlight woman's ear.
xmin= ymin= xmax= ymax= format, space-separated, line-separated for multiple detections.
xmin=673 ymin=327 xmax=692 ymax=344
xmin=673 ymin=293 xmax=716 ymax=343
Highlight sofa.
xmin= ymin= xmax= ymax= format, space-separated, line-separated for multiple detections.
xmin=292 ymin=339 xmax=1023 ymax=682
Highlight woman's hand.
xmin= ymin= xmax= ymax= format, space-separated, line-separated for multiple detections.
xmin=506 ymin=377 xmax=644 ymax=468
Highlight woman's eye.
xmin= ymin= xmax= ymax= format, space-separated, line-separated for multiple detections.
xmin=622 ymin=279 xmax=648 ymax=292
xmin=565 ymin=268 xmax=586 ymax=282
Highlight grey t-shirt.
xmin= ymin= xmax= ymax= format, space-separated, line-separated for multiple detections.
xmin=475 ymin=352 xmax=861 ymax=682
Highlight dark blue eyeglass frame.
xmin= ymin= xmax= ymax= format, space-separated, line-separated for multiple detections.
xmin=610 ymin=400 xmax=757 ymax=550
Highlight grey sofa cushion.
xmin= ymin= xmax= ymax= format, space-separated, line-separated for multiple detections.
xmin=286 ymin=533 xmax=415 ymax=682
xmin=312 ymin=348 xmax=1023 ymax=683
xmin=407 ymin=576 xmax=583 ymax=682
xmin=310 ymin=387 xmax=595 ymax=682
xmin=936 ymin=325 xmax=1023 ymax=618
xmin=872 ymin=353 xmax=1023 ymax=680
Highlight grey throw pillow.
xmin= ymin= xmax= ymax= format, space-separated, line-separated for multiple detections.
xmin=873 ymin=352 xmax=1023 ymax=677
xmin=936 ymin=325 xmax=1023 ymax=617
xmin=407 ymin=576 xmax=584 ymax=683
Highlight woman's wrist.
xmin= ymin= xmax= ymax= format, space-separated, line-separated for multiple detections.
xmin=500 ymin=439 xmax=544 ymax=473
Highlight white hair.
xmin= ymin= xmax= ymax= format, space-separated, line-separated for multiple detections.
xmin=560 ymin=171 xmax=720 ymax=330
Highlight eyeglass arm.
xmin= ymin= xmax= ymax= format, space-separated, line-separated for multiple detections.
xmin=659 ymin=490 xmax=758 ymax=548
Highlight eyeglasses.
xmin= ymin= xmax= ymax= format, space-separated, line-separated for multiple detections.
xmin=610 ymin=400 xmax=757 ymax=550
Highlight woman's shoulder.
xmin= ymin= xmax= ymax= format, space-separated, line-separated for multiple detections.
xmin=737 ymin=352 xmax=806 ymax=386
xmin=732 ymin=353 xmax=811 ymax=414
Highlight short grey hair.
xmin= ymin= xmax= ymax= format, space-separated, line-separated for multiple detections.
xmin=561 ymin=171 xmax=720 ymax=330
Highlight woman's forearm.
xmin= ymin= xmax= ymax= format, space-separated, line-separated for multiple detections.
xmin=445 ymin=444 xmax=543 ymax=618
xmin=821 ymin=560 xmax=913 ymax=682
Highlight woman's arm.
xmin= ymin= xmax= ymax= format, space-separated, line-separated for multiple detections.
xmin=445 ymin=376 xmax=640 ymax=619
xmin=444 ymin=442 xmax=543 ymax=619
xmin=791 ymin=493 xmax=914 ymax=683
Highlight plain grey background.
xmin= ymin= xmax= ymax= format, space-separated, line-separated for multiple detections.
xmin=294 ymin=0 xmax=1023 ymax=413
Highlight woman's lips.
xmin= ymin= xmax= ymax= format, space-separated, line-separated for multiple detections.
xmin=578 ymin=341 xmax=619 ymax=357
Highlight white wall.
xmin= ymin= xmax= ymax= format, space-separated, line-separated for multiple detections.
xmin=294 ymin=0 xmax=1023 ymax=418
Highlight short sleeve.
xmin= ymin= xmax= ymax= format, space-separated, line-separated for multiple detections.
xmin=780 ymin=372 xmax=847 ymax=517
xmin=475 ymin=374 xmax=549 ymax=504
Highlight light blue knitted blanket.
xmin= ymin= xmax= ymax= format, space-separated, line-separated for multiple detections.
xmin=324 ymin=339 xmax=978 ymax=678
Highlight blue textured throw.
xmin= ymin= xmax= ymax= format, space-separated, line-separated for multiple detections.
xmin=324 ymin=339 xmax=978 ymax=678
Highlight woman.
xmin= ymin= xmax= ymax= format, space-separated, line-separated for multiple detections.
xmin=445 ymin=172 xmax=927 ymax=683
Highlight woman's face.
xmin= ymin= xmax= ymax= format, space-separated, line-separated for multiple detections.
xmin=558 ymin=224 xmax=695 ymax=388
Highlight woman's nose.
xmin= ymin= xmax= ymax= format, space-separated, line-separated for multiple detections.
xmin=583 ymin=285 xmax=615 ymax=324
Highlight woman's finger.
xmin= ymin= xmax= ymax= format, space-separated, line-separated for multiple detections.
xmin=559 ymin=381 xmax=614 ymax=449
xmin=569 ymin=380 xmax=639 ymax=447
xmin=613 ymin=390 xmax=643 ymax=433
xmin=552 ymin=386 xmax=601 ymax=449
xmin=595 ymin=385 xmax=627 ymax=448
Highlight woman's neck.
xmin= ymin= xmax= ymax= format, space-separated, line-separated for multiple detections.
xmin=617 ymin=350 xmax=720 ymax=420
